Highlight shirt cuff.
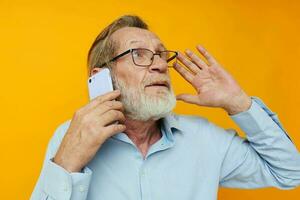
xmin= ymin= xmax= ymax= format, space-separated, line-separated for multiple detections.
xmin=229 ymin=96 xmax=293 ymax=143
xmin=43 ymin=158 xmax=92 ymax=200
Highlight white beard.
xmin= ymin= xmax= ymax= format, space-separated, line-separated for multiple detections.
xmin=111 ymin=74 xmax=177 ymax=121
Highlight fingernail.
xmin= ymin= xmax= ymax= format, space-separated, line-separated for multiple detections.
xmin=185 ymin=49 xmax=192 ymax=54
xmin=198 ymin=45 xmax=205 ymax=51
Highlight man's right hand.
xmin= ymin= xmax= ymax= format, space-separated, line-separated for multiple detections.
xmin=53 ymin=90 xmax=126 ymax=172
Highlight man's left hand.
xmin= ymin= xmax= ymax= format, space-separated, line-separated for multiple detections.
xmin=173 ymin=45 xmax=252 ymax=115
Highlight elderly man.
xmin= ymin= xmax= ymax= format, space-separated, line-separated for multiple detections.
xmin=31 ymin=15 xmax=300 ymax=200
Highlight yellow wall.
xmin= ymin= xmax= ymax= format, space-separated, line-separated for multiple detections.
xmin=1 ymin=0 xmax=299 ymax=199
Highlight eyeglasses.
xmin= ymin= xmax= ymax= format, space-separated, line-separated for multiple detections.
xmin=97 ymin=48 xmax=178 ymax=68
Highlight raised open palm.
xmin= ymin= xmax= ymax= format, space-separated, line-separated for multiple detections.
xmin=173 ymin=45 xmax=251 ymax=115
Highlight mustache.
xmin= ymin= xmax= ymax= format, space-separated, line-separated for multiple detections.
xmin=142 ymin=75 xmax=171 ymax=88
xmin=111 ymin=72 xmax=171 ymax=90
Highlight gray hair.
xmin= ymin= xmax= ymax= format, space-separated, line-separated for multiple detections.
xmin=87 ymin=15 xmax=148 ymax=76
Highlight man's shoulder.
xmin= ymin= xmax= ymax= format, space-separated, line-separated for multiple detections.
xmin=169 ymin=112 xmax=237 ymax=139
xmin=56 ymin=119 xmax=72 ymax=129
xmin=52 ymin=119 xmax=71 ymax=139
xmin=169 ymin=113 xmax=238 ymax=153
xmin=47 ymin=119 xmax=72 ymax=153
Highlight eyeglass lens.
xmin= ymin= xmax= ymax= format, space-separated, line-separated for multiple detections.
xmin=132 ymin=49 xmax=177 ymax=67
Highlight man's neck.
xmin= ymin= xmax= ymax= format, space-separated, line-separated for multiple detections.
xmin=123 ymin=117 xmax=162 ymax=158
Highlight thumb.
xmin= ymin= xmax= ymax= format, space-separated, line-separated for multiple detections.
xmin=176 ymin=94 xmax=200 ymax=105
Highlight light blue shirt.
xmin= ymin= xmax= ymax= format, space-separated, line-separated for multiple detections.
xmin=31 ymin=96 xmax=300 ymax=200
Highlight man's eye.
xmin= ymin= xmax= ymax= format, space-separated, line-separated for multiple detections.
xmin=132 ymin=50 xmax=143 ymax=58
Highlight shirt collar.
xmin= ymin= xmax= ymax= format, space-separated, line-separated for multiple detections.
xmin=156 ymin=112 xmax=183 ymax=144
xmin=111 ymin=112 xmax=183 ymax=143
xmin=159 ymin=112 xmax=183 ymax=133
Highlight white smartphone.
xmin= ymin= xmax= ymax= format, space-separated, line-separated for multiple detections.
xmin=87 ymin=68 xmax=114 ymax=101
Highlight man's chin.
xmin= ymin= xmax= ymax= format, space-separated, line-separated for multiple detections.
xmin=123 ymin=95 xmax=176 ymax=121
xmin=144 ymin=94 xmax=171 ymax=103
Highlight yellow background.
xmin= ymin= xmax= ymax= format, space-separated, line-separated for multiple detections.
xmin=0 ymin=0 xmax=299 ymax=199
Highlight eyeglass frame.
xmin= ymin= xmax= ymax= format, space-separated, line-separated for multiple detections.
xmin=96 ymin=48 xmax=178 ymax=68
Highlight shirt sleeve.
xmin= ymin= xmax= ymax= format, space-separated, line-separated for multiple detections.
xmin=30 ymin=122 xmax=93 ymax=200
xmin=218 ymin=96 xmax=300 ymax=189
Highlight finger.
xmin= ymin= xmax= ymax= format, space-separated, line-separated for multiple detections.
xmin=173 ymin=61 xmax=194 ymax=84
xmin=176 ymin=94 xmax=200 ymax=105
xmin=86 ymin=90 xmax=121 ymax=111
xmin=103 ymin=124 xmax=126 ymax=137
xmin=177 ymin=52 xmax=202 ymax=74
xmin=94 ymin=90 xmax=121 ymax=104
xmin=196 ymin=45 xmax=218 ymax=65
xmin=99 ymin=110 xmax=126 ymax=126
xmin=95 ymin=100 xmax=124 ymax=116
xmin=185 ymin=49 xmax=209 ymax=71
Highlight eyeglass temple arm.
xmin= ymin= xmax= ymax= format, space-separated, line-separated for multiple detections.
xmin=95 ymin=49 xmax=132 ymax=68
xmin=166 ymin=51 xmax=178 ymax=62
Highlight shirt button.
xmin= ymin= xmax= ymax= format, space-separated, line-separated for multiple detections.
xmin=79 ymin=185 xmax=85 ymax=192
xmin=62 ymin=182 xmax=70 ymax=191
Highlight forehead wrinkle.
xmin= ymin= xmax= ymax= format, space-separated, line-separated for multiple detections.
xmin=126 ymin=39 xmax=166 ymax=51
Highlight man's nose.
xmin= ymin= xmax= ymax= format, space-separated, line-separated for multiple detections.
xmin=148 ymin=55 xmax=168 ymax=73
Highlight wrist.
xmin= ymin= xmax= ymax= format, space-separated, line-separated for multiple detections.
xmin=53 ymin=154 xmax=82 ymax=173
xmin=223 ymin=92 xmax=252 ymax=115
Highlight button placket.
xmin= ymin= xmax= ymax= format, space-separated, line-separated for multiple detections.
xmin=139 ymin=160 xmax=148 ymax=200
xmin=62 ymin=181 xmax=70 ymax=192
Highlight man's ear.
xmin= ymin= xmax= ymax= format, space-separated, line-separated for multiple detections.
xmin=91 ymin=67 xmax=103 ymax=76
